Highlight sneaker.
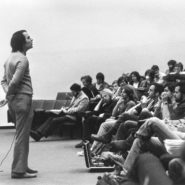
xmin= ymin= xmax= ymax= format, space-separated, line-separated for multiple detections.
xmin=30 ymin=130 xmax=42 ymax=142
xmin=108 ymin=153 xmax=125 ymax=168
xmin=91 ymin=134 xmax=111 ymax=144
xmin=77 ymin=150 xmax=84 ymax=156
xmin=75 ymin=141 xmax=83 ymax=148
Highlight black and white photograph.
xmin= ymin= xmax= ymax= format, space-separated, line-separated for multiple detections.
xmin=1 ymin=0 xmax=185 ymax=184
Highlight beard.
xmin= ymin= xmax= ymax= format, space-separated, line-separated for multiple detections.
xmin=175 ymin=94 xmax=183 ymax=103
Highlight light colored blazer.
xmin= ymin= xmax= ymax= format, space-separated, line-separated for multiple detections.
xmin=66 ymin=91 xmax=89 ymax=114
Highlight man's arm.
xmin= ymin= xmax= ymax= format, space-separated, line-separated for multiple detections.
xmin=1 ymin=73 xmax=8 ymax=94
xmin=7 ymin=60 xmax=28 ymax=96
xmin=65 ymin=98 xmax=89 ymax=114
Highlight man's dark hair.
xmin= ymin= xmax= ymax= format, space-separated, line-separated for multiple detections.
xmin=175 ymin=82 xmax=185 ymax=94
xmin=10 ymin=30 xmax=27 ymax=52
xmin=123 ymin=85 xmax=134 ymax=100
xmin=70 ymin=83 xmax=81 ymax=92
xmin=96 ymin=72 xmax=104 ymax=81
xmin=81 ymin=75 xmax=92 ymax=84
xmin=117 ymin=76 xmax=128 ymax=86
xmin=145 ymin=69 xmax=155 ymax=82
xmin=164 ymin=82 xmax=175 ymax=93
xmin=168 ymin=60 xmax=176 ymax=66
xmin=175 ymin=62 xmax=184 ymax=71
xmin=151 ymin=82 xmax=164 ymax=95
xmin=151 ymin=65 xmax=159 ymax=72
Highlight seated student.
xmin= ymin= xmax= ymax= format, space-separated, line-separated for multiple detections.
xmin=82 ymin=89 xmax=116 ymax=142
xmin=119 ymin=82 xmax=185 ymax=175
xmin=75 ymin=88 xmax=116 ymax=148
xmin=174 ymin=62 xmax=184 ymax=74
xmin=129 ymin=71 xmax=141 ymax=89
xmin=81 ymin=75 xmax=99 ymax=110
xmin=139 ymin=69 xmax=155 ymax=96
xmin=165 ymin=59 xmax=177 ymax=75
xmin=111 ymin=80 xmax=119 ymax=98
xmin=151 ymin=65 xmax=165 ymax=84
xmin=93 ymin=72 xmax=110 ymax=92
xmin=91 ymin=86 xmax=136 ymax=155
xmin=30 ymin=83 xmax=89 ymax=141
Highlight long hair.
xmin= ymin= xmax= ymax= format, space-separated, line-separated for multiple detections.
xmin=10 ymin=30 xmax=26 ymax=52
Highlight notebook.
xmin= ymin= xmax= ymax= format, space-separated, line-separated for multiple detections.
xmin=83 ymin=141 xmax=114 ymax=172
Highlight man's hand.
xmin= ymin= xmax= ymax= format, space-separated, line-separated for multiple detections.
xmin=161 ymin=92 xmax=169 ymax=103
xmin=0 ymin=99 xmax=8 ymax=107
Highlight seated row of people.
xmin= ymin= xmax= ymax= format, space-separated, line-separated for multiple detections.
xmin=29 ymin=59 xmax=185 ymax=184
xmin=92 ymin=82 xmax=185 ymax=185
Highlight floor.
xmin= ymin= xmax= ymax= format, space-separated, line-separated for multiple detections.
xmin=0 ymin=128 xmax=102 ymax=185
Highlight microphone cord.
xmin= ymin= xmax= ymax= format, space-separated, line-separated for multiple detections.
xmin=0 ymin=132 xmax=16 ymax=172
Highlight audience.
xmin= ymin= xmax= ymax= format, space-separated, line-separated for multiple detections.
xmin=29 ymin=60 xmax=185 ymax=184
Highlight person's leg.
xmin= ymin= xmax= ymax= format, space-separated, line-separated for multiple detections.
xmin=91 ymin=120 xmax=116 ymax=153
xmin=144 ymin=137 xmax=167 ymax=158
xmin=92 ymin=113 xmax=138 ymax=143
xmin=11 ymin=94 xmax=33 ymax=174
xmin=123 ymin=138 xmax=144 ymax=173
xmin=134 ymin=153 xmax=173 ymax=185
xmin=82 ymin=115 xmax=105 ymax=141
xmin=115 ymin=120 xmax=138 ymax=140
xmin=136 ymin=117 xmax=181 ymax=141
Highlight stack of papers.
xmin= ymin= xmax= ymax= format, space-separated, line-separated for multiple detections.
xmin=164 ymin=139 xmax=185 ymax=156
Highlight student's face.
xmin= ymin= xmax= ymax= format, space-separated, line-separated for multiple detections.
xmin=174 ymin=86 xmax=182 ymax=102
xmin=112 ymin=83 xmax=119 ymax=91
xmin=71 ymin=90 xmax=78 ymax=97
xmin=164 ymin=86 xmax=173 ymax=98
xmin=81 ymin=79 xmax=88 ymax=87
xmin=131 ymin=74 xmax=137 ymax=82
xmin=97 ymin=78 xmax=103 ymax=85
xmin=102 ymin=94 xmax=111 ymax=104
xmin=23 ymin=32 xmax=33 ymax=51
xmin=148 ymin=85 xmax=155 ymax=98
xmin=145 ymin=75 xmax=150 ymax=82
xmin=121 ymin=89 xmax=128 ymax=100
xmin=174 ymin=66 xmax=181 ymax=73
xmin=119 ymin=80 xmax=127 ymax=89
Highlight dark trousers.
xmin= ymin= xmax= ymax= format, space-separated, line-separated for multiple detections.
xmin=131 ymin=153 xmax=173 ymax=185
xmin=36 ymin=115 xmax=76 ymax=137
xmin=8 ymin=94 xmax=33 ymax=173
xmin=82 ymin=115 xmax=105 ymax=141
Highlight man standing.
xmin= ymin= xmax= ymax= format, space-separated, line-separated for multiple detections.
xmin=1 ymin=30 xmax=37 ymax=178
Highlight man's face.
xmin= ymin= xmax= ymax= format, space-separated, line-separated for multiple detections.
xmin=174 ymin=86 xmax=182 ymax=102
xmin=23 ymin=32 xmax=33 ymax=51
xmin=97 ymin=78 xmax=103 ymax=85
xmin=102 ymin=93 xmax=111 ymax=104
xmin=81 ymin=79 xmax=88 ymax=87
xmin=71 ymin=90 xmax=78 ymax=97
xmin=164 ymin=86 xmax=173 ymax=98
xmin=148 ymin=85 xmax=155 ymax=98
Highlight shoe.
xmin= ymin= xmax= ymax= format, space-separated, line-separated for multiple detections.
xmin=108 ymin=153 xmax=125 ymax=168
xmin=11 ymin=172 xmax=37 ymax=179
xmin=77 ymin=150 xmax=84 ymax=156
xmin=30 ymin=130 xmax=42 ymax=141
xmin=91 ymin=134 xmax=111 ymax=144
xmin=26 ymin=167 xmax=38 ymax=174
xmin=75 ymin=141 xmax=83 ymax=148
